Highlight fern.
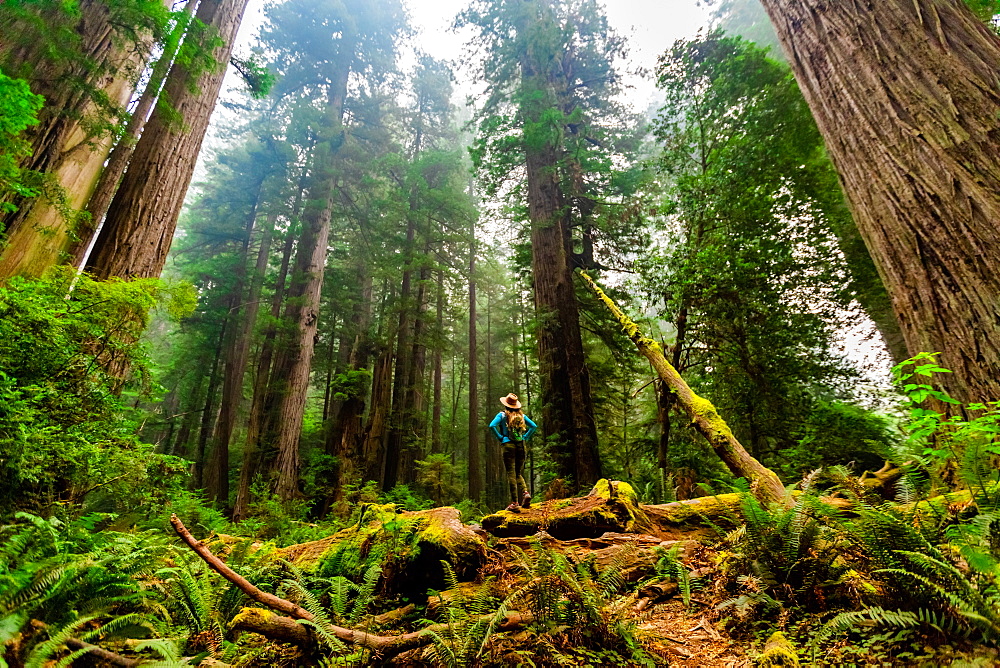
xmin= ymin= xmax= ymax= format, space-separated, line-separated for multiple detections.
xmin=423 ymin=561 xmax=507 ymax=667
xmin=652 ymin=544 xmax=692 ymax=609
xmin=0 ymin=513 xmax=170 ymax=664
xmin=812 ymin=607 xmax=927 ymax=648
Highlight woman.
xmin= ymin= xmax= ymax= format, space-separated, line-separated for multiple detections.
xmin=489 ymin=393 xmax=538 ymax=512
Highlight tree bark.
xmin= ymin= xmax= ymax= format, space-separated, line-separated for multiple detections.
xmin=69 ymin=1 xmax=197 ymax=271
xmin=468 ymin=215 xmax=482 ymax=501
xmin=0 ymin=0 xmax=164 ymax=278
xmin=85 ymin=0 xmax=251 ymax=280
xmin=760 ymin=0 xmax=1000 ymax=404
xmin=269 ymin=65 xmax=351 ymax=501
xmin=518 ymin=14 xmax=602 ymax=489
xmin=578 ymin=271 xmax=793 ymax=508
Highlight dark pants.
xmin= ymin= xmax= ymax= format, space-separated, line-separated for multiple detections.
xmin=502 ymin=440 xmax=528 ymax=503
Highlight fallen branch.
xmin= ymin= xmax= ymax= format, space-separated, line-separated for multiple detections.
xmin=64 ymin=638 xmax=139 ymax=667
xmin=29 ymin=621 xmax=139 ymax=668
xmin=230 ymin=607 xmax=533 ymax=655
xmin=577 ymin=271 xmax=793 ymax=509
xmin=170 ymin=514 xmax=314 ymax=621
xmin=171 ymin=515 xmax=530 ymax=658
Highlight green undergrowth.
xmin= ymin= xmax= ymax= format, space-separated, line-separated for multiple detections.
xmin=700 ymin=355 xmax=1000 ymax=666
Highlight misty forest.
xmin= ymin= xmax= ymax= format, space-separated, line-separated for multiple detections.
xmin=5 ymin=0 xmax=1000 ymax=665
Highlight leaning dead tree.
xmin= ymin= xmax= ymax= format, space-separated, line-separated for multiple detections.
xmin=577 ymin=271 xmax=793 ymax=508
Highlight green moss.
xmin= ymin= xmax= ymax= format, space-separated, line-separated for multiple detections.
xmin=591 ymin=478 xmax=639 ymax=506
xmin=647 ymin=493 xmax=742 ymax=525
xmin=689 ymin=394 xmax=735 ymax=440
xmin=757 ymin=631 xmax=799 ymax=667
xmin=230 ymin=607 xmax=274 ymax=630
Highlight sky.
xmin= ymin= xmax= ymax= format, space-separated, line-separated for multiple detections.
xmin=232 ymin=0 xmax=714 ymax=113
xmin=405 ymin=0 xmax=712 ymax=109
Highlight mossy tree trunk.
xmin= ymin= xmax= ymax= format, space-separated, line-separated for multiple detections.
xmin=578 ymin=271 xmax=792 ymax=508
xmin=760 ymin=0 xmax=1000 ymax=404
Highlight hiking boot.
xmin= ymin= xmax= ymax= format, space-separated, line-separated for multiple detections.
xmin=521 ymin=492 xmax=531 ymax=509
xmin=504 ymin=502 xmax=521 ymax=513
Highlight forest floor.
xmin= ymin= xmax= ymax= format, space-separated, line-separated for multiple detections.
xmin=636 ymin=600 xmax=751 ymax=666
xmin=171 ymin=480 xmax=775 ymax=666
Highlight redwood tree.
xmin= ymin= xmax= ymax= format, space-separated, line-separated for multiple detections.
xmin=85 ymin=0 xmax=251 ymax=280
xmin=256 ymin=0 xmax=405 ymax=501
xmin=463 ymin=0 xmax=631 ymax=489
xmin=760 ymin=0 xmax=1000 ymax=403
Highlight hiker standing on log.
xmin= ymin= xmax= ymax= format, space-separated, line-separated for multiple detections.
xmin=490 ymin=393 xmax=538 ymax=512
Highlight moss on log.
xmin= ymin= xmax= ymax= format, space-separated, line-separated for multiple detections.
xmin=577 ymin=270 xmax=793 ymax=509
xmin=482 ymin=479 xmax=656 ymax=539
xmin=277 ymin=506 xmax=485 ymax=595
xmin=757 ymin=631 xmax=800 ymax=667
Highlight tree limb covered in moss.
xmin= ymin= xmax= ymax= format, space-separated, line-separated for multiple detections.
xmin=576 ymin=271 xmax=793 ymax=508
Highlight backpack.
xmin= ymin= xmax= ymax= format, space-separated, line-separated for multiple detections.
xmin=505 ymin=415 xmax=524 ymax=442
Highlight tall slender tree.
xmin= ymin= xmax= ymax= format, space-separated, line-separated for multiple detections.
xmin=256 ymin=0 xmax=405 ymax=500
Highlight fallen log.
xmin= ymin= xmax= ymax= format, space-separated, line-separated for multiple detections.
xmin=483 ymin=478 xmax=729 ymax=540
xmin=277 ymin=505 xmax=485 ymax=595
xmin=578 ymin=270 xmax=793 ymax=509
xmin=497 ymin=530 xmax=699 ymax=582
xmin=483 ymin=479 xmax=659 ymax=539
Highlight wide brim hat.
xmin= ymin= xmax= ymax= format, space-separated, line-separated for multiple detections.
xmin=500 ymin=393 xmax=521 ymax=409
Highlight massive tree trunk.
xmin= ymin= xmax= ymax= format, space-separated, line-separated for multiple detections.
xmin=515 ymin=4 xmax=602 ymax=489
xmin=267 ymin=56 xmax=351 ymax=500
xmin=760 ymin=0 xmax=1000 ymax=404
xmin=85 ymin=0 xmax=251 ymax=280
xmin=0 ymin=0 xmax=165 ymax=278
xmin=69 ymin=1 xmax=196 ymax=270
xmin=521 ymin=100 xmax=602 ymax=490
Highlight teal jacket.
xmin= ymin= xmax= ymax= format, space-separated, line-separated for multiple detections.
xmin=489 ymin=411 xmax=537 ymax=443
